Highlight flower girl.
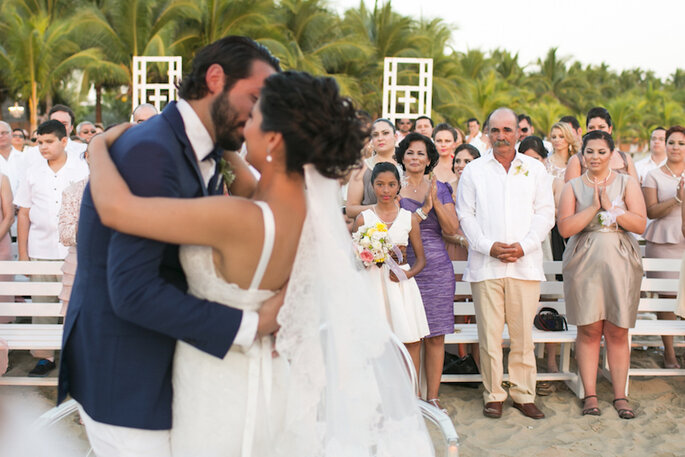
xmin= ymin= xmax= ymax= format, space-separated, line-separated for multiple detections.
xmin=352 ymin=162 xmax=429 ymax=374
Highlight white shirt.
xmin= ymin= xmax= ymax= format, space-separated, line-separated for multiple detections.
xmin=635 ymin=154 xmax=666 ymax=185
xmin=456 ymin=152 xmax=555 ymax=282
xmin=176 ymin=99 xmax=258 ymax=348
xmin=468 ymin=131 xmax=488 ymax=154
xmin=0 ymin=147 xmax=24 ymax=195
xmin=14 ymin=156 xmax=89 ymax=259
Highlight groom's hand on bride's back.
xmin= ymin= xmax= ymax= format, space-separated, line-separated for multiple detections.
xmin=256 ymin=284 xmax=287 ymax=337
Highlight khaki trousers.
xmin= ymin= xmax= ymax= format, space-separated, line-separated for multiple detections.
xmin=29 ymin=258 xmax=61 ymax=360
xmin=472 ymin=278 xmax=540 ymax=404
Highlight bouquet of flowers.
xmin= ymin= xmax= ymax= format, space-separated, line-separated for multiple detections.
xmin=352 ymin=222 xmax=393 ymax=268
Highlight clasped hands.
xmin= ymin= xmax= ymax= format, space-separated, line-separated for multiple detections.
xmin=490 ymin=242 xmax=524 ymax=263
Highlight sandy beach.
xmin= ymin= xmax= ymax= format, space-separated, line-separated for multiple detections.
xmin=1 ymin=348 xmax=683 ymax=456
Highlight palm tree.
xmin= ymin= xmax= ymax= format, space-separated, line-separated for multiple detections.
xmin=0 ymin=0 xmax=102 ymax=131
xmin=76 ymin=0 xmax=195 ymax=121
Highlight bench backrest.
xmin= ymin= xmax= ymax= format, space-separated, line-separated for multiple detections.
xmin=0 ymin=261 xmax=64 ymax=317
xmin=453 ymin=258 xmax=680 ymax=317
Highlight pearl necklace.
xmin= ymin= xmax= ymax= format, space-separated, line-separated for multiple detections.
xmin=584 ymin=169 xmax=612 ymax=185
xmin=664 ymin=162 xmax=684 ymax=180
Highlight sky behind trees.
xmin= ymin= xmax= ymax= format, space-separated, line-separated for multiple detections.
xmin=334 ymin=0 xmax=682 ymax=79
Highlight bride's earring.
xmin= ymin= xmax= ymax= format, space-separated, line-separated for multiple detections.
xmin=266 ymin=148 xmax=272 ymax=163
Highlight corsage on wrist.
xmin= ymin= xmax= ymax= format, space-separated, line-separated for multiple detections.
xmin=598 ymin=206 xmax=625 ymax=227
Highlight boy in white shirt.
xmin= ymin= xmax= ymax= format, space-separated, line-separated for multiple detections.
xmin=14 ymin=120 xmax=89 ymax=376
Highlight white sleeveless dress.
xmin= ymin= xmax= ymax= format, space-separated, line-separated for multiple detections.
xmin=170 ymin=201 xmax=287 ymax=457
xmin=361 ymin=208 xmax=429 ymax=343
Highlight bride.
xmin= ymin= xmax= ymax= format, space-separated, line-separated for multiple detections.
xmin=88 ymin=71 xmax=434 ymax=456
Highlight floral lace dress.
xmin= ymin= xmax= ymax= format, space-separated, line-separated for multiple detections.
xmin=57 ymin=178 xmax=87 ymax=312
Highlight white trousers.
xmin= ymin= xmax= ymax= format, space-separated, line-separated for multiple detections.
xmin=78 ymin=405 xmax=171 ymax=457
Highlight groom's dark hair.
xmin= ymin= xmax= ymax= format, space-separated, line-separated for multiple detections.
xmin=178 ymin=36 xmax=281 ymax=100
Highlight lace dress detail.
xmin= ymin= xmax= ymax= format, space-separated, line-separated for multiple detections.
xmin=57 ymin=178 xmax=87 ymax=306
xmin=171 ymin=201 xmax=287 ymax=457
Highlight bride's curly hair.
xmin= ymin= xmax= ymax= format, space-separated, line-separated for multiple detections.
xmin=259 ymin=71 xmax=365 ymax=179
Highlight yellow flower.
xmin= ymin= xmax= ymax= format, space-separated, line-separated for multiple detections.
xmin=367 ymin=227 xmax=377 ymax=237
xmin=375 ymin=222 xmax=388 ymax=232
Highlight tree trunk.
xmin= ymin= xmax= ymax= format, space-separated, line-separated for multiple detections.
xmin=95 ymin=84 xmax=102 ymax=124
xmin=30 ymin=81 xmax=38 ymax=134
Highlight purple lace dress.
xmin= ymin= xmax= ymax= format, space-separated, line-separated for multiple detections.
xmin=400 ymin=181 xmax=455 ymax=337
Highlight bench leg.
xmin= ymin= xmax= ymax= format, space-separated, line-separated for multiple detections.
xmin=560 ymin=342 xmax=584 ymax=398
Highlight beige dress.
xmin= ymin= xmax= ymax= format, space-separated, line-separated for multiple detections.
xmin=562 ymin=174 xmax=643 ymax=328
xmin=642 ymin=168 xmax=685 ymax=281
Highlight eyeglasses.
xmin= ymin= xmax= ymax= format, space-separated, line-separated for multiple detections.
xmin=30 ymin=138 xmax=37 ymax=142
xmin=81 ymin=129 xmax=96 ymax=134
xmin=11 ymin=133 xmax=24 ymax=138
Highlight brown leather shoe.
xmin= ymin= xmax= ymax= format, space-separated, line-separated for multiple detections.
xmin=483 ymin=401 xmax=503 ymax=418
xmin=513 ymin=402 xmax=545 ymax=419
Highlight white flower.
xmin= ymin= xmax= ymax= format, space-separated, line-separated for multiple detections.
xmin=371 ymin=230 xmax=384 ymax=241
xmin=371 ymin=240 xmax=382 ymax=251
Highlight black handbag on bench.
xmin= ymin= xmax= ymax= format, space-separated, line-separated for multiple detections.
xmin=533 ymin=307 xmax=568 ymax=331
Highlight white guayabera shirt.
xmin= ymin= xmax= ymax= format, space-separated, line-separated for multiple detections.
xmin=455 ymin=152 xmax=555 ymax=283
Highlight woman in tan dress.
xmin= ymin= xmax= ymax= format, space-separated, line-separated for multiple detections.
xmin=558 ymin=130 xmax=646 ymax=419
xmin=58 ymin=178 xmax=88 ymax=314
xmin=642 ymin=125 xmax=685 ymax=368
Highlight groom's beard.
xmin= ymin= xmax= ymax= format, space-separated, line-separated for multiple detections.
xmin=211 ymin=91 xmax=244 ymax=151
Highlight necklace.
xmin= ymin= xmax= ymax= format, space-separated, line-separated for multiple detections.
xmin=403 ymin=177 xmax=426 ymax=193
xmin=664 ymin=162 xmax=684 ymax=180
xmin=584 ymin=169 xmax=612 ymax=185
xmin=372 ymin=204 xmax=399 ymax=226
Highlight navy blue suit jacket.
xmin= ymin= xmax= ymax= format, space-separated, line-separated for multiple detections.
xmin=58 ymin=102 xmax=242 ymax=429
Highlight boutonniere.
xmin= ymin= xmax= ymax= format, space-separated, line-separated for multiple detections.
xmin=512 ymin=159 xmax=530 ymax=176
xmin=218 ymin=158 xmax=236 ymax=189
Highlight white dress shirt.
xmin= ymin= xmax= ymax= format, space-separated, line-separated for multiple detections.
xmin=0 ymin=147 xmax=24 ymax=195
xmin=635 ymin=154 xmax=666 ymax=185
xmin=176 ymin=99 xmax=258 ymax=348
xmin=456 ymin=152 xmax=555 ymax=282
xmin=14 ymin=156 xmax=89 ymax=259
xmin=468 ymin=132 xmax=488 ymax=155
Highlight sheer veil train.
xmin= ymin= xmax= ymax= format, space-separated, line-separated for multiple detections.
xmin=276 ymin=164 xmax=435 ymax=457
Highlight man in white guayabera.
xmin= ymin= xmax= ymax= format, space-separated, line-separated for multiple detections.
xmin=456 ymin=107 xmax=554 ymax=420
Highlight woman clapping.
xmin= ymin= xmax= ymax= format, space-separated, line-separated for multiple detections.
xmin=558 ymin=130 xmax=646 ymax=419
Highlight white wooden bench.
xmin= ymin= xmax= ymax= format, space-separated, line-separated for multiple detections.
xmin=444 ymin=258 xmax=684 ymax=397
xmin=0 ymin=260 xmax=64 ymax=386
xmin=622 ymin=257 xmax=684 ymax=393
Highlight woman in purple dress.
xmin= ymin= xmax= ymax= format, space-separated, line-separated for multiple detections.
xmin=397 ymin=132 xmax=458 ymax=411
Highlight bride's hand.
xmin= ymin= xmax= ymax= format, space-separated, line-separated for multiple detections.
xmin=257 ymin=282 xmax=287 ymax=338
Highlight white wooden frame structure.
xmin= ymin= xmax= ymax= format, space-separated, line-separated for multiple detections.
xmin=382 ymin=57 xmax=433 ymax=124
xmin=132 ymin=56 xmax=182 ymax=114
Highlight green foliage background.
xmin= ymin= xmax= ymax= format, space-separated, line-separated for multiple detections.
xmin=1 ymin=0 xmax=683 ymax=147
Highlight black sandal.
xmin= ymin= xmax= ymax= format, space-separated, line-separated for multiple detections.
xmin=612 ymin=398 xmax=635 ymax=420
xmin=581 ymin=395 xmax=601 ymax=416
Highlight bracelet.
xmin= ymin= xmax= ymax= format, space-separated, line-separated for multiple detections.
xmin=415 ymin=208 xmax=427 ymax=220
xmin=675 ymin=194 xmax=683 ymax=204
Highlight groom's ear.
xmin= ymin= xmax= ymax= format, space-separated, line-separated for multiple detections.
xmin=205 ymin=64 xmax=226 ymax=95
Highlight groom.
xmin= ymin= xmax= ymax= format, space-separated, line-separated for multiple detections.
xmin=58 ymin=36 xmax=282 ymax=455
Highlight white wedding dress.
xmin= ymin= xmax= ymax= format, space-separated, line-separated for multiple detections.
xmin=171 ymin=201 xmax=287 ymax=457
xmin=171 ymin=167 xmax=434 ymax=457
